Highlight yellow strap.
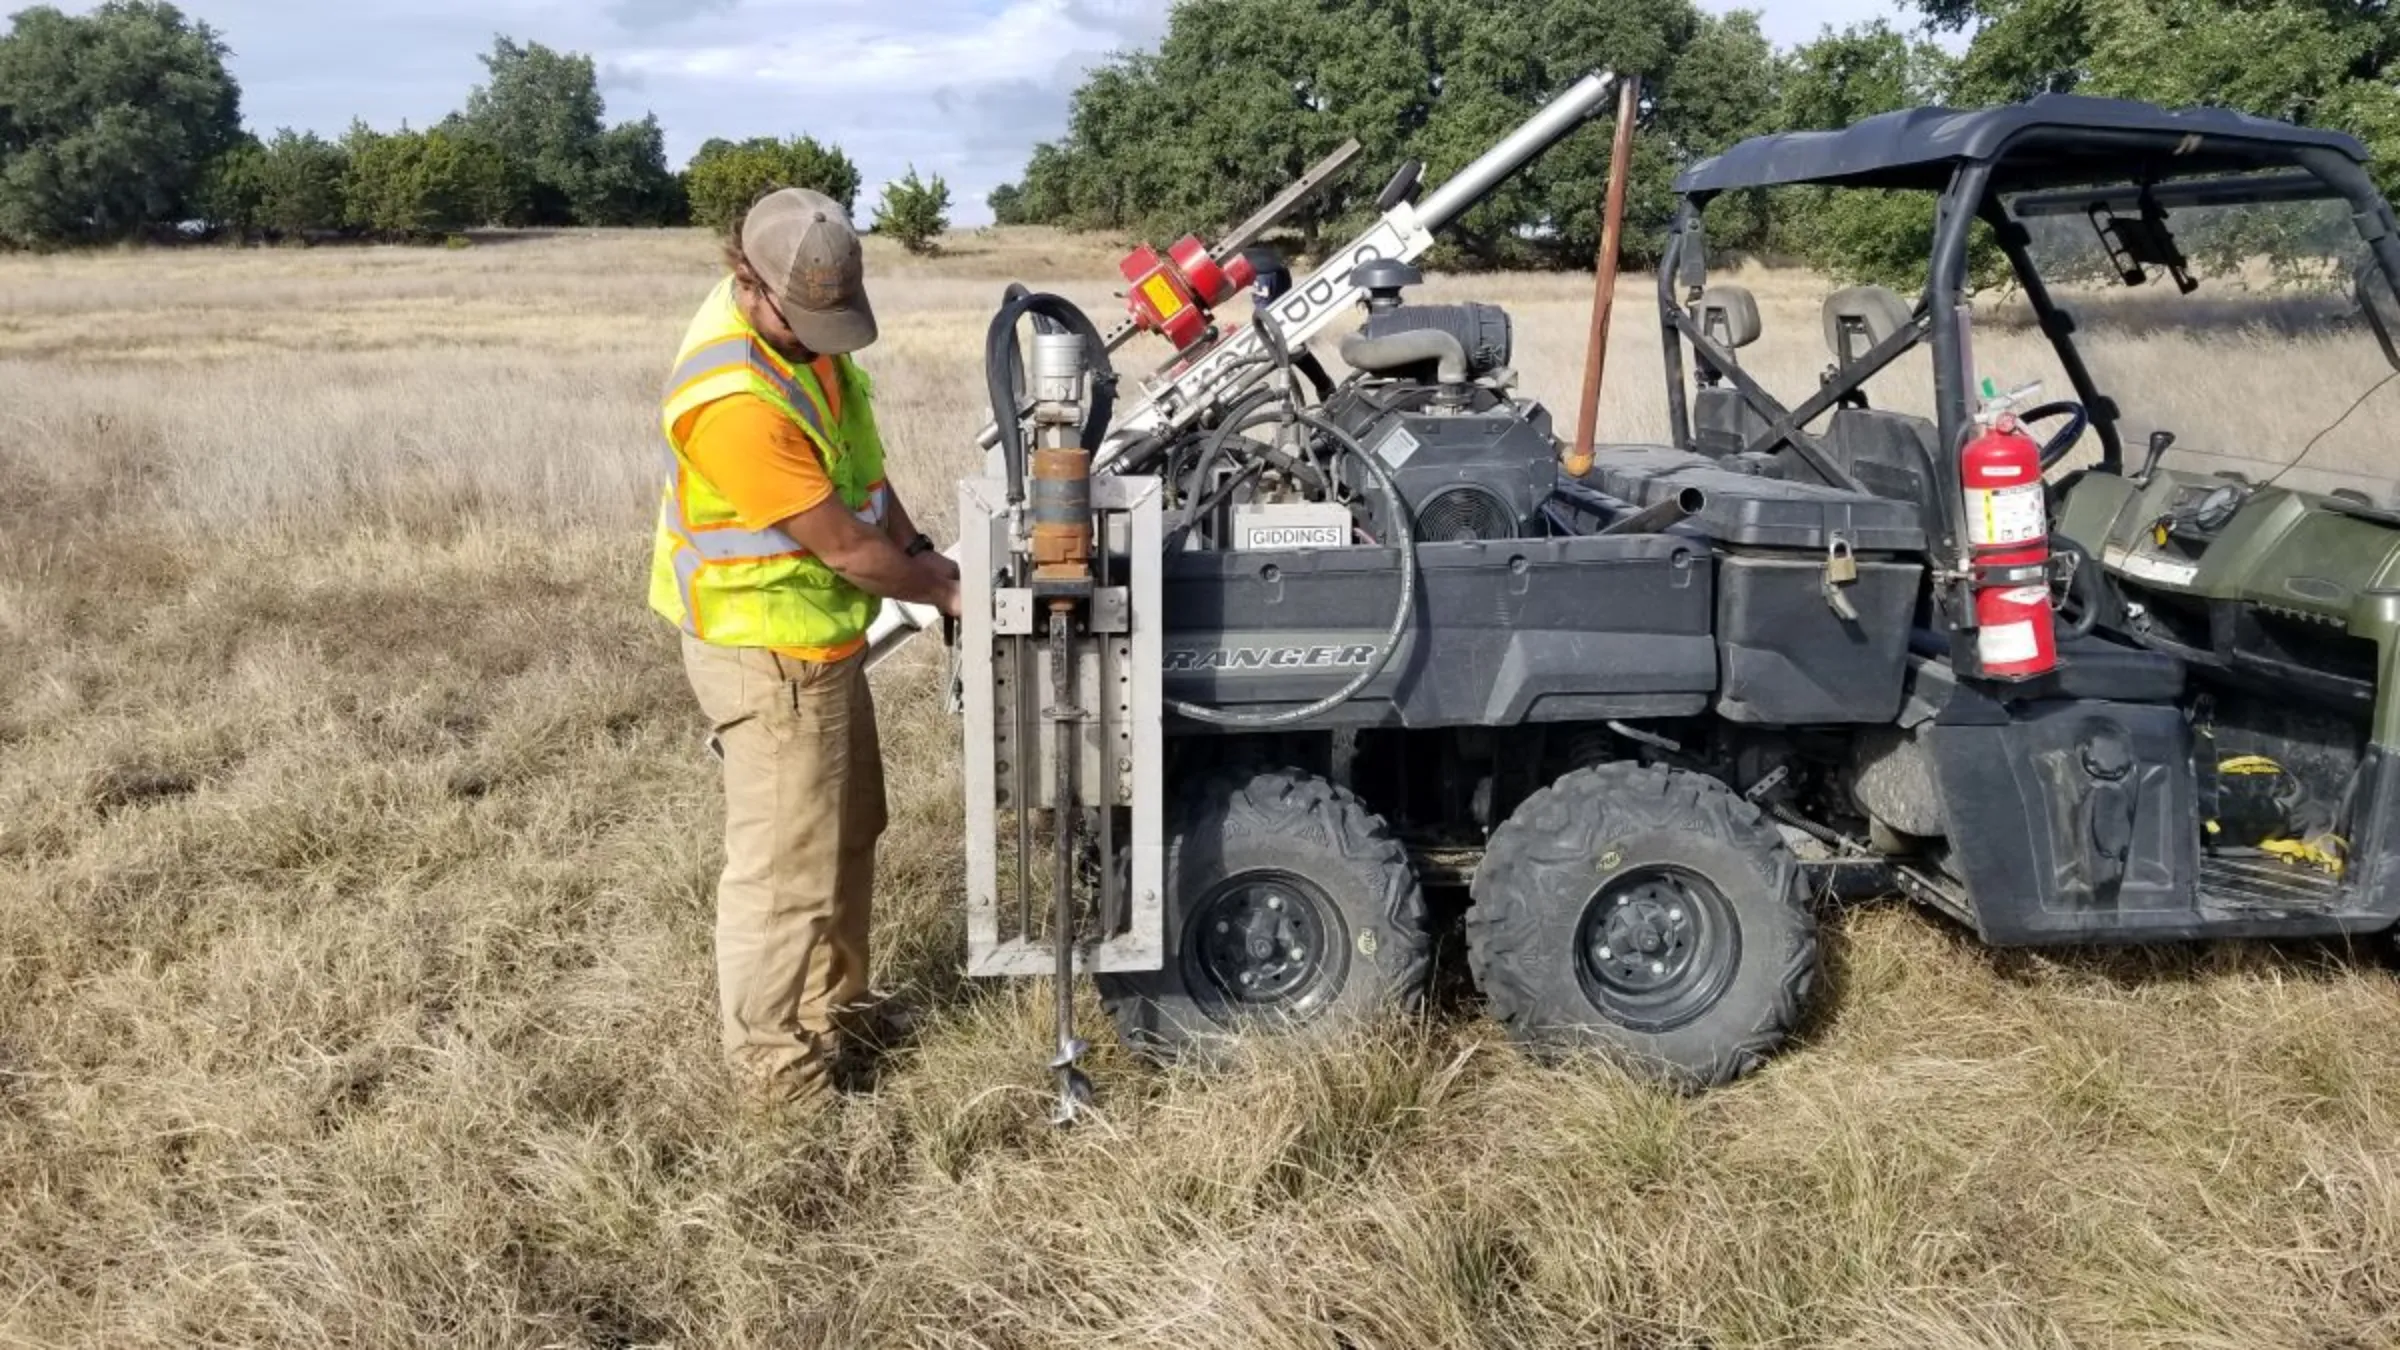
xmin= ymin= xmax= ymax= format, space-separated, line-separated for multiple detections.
xmin=2219 ymin=755 xmax=2287 ymax=777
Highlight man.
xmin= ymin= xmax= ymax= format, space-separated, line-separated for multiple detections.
xmin=649 ymin=187 xmax=962 ymax=1111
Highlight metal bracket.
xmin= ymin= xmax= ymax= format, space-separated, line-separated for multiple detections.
xmin=960 ymin=473 xmax=1166 ymax=978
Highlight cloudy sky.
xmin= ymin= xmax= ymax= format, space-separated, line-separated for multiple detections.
xmin=69 ymin=0 xmax=1918 ymax=224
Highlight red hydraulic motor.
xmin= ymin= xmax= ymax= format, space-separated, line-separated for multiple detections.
xmin=1960 ymin=398 xmax=2057 ymax=681
xmin=1120 ymin=236 xmax=1257 ymax=351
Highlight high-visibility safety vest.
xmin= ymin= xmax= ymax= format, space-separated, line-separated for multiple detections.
xmin=647 ymin=277 xmax=890 ymax=655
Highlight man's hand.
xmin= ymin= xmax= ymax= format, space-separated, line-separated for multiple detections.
xmin=927 ymin=566 xmax=962 ymax=618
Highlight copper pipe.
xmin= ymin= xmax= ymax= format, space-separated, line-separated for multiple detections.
xmin=1567 ymin=75 xmax=1642 ymax=479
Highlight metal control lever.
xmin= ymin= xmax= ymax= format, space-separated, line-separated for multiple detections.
xmin=2136 ymin=429 xmax=2175 ymax=485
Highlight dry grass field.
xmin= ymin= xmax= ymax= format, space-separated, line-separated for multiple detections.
xmin=4 ymin=226 xmax=2400 ymax=1349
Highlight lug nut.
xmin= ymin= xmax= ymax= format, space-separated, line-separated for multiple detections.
xmin=1216 ymin=921 xmax=1230 ymax=934
xmin=1288 ymin=947 xmax=1305 ymax=961
xmin=1598 ymin=946 xmax=1613 ymax=960
xmin=1267 ymin=895 xmax=1284 ymax=911
xmin=1669 ymin=908 xmax=1683 ymax=921
xmin=1239 ymin=972 xmax=1256 ymax=986
xmin=1650 ymin=962 xmax=1665 ymax=975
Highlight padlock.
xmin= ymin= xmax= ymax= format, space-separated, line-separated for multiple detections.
xmin=1822 ymin=535 xmax=1861 ymax=621
xmin=1826 ymin=535 xmax=1860 ymax=585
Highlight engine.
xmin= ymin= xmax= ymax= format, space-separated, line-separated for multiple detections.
xmin=1167 ymin=259 xmax=1563 ymax=550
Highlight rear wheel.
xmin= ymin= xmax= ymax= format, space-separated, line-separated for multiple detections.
xmin=1467 ymin=762 xmax=1817 ymax=1088
xmin=1097 ymin=767 xmax=1431 ymax=1059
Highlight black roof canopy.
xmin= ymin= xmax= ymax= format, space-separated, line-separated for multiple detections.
xmin=1675 ymin=95 xmax=2370 ymax=196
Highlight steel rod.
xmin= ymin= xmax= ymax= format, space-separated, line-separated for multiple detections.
xmin=1217 ymin=140 xmax=1364 ymax=262
xmin=1417 ymin=70 xmax=1620 ymax=234
xmin=1047 ymin=607 xmax=1083 ymax=1118
xmin=1569 ymin=75 xmax=1642 ymax=477
xmin=1014 ymin=635 xmax=1034 ymax=940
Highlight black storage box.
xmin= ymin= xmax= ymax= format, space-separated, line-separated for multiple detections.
xmin=1716 ymin=552 xmax=1923 ymax=723
xmin=1586 ymin=446 xmax=1930 ymax=723
xmin=1586 ymin=446 xmax=1930 ymax=553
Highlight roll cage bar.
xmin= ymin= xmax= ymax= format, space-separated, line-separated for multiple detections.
xmin=1657 ymin=126 xmax=2400 ymax=589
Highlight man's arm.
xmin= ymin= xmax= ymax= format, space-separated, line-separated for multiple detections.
xmin=881 ymin=486 xmax=961 ymax=582
xmin=779 ymin=496 xmax=961 ymax=617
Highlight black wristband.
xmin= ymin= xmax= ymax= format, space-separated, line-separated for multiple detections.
xmin=904 ymin=532 xmax=936 ymax=557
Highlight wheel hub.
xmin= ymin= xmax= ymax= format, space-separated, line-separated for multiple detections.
xmin=1574 ymin=866 xmax=1739 ymax=1032
xmin=1193 ymin=873 xmax=1331 ymax=1008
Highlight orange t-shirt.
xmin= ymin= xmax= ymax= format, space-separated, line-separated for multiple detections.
xmin=675 ymin=358 xmax=869 ymax=663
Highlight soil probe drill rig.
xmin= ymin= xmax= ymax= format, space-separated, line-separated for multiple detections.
xmin=870 ymin=79 xmax=2400 ymax=1117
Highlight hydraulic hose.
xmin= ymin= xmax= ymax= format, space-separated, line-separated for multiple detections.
xmin=1174 ymin=387 xmax=1288 ymax=541
xmin=987 ymin=291 xmax=1116 ymax=506
xmin=1166 ymin=407 xmax=1418 ymax=729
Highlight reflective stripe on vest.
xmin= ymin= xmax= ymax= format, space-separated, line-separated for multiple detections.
xmin=655 ymin=444 xmax=890 ymax=561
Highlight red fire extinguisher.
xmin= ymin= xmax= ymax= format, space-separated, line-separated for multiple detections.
xmin=1961 ymin=392 xmax=2057 ymax=681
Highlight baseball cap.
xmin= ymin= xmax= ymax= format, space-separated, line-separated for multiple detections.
xmin=740 ymin=188 xmax=878 ymax=356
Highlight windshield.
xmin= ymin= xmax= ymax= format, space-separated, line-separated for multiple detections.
xmin=2002 ymin=178 xmax=2399 ymax=505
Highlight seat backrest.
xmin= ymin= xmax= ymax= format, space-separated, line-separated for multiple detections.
xmin=1826 ymin=406 xmax=1941 ymax=520
xmin=1822 ymin=285 xmax=1914 ymax=370
xmin=1695 ymin=285 xmax=1762 ymax=357
xmin=1688 ymin=285 xmax=1765 ymax=458
xmin=1692 ymin=387 xmax=1773 ymax=458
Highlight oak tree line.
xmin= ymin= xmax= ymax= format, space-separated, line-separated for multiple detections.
xmin=0 ymin=1 xmax=951 ymax=249
xmin=9 ymin=0 xmax=2400 ymax=277
xmin=990 ymin=0 xmax=2400 ymax=283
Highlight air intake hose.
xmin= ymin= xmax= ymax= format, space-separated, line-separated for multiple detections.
xmin=1340 ymin=327 xmax=1470 ymax=386
xmin=1352 ymin=302 xmax=1514 ymax=379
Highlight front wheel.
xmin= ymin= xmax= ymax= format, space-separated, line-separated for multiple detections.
xmin=1467 ymin=762 xmax=1818 ymax=1088
xmin=1096 ymin=767 xmax=1432 ymax=1060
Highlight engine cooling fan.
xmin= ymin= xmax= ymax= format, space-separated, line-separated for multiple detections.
xmin=1413 ymin=485 xmax=1520 ymax=542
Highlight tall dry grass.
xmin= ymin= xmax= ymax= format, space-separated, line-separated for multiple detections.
xmin=3 ymin=227 xmax=2399 ymax=1349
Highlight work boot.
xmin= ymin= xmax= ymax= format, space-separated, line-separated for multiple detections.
xmin=831 ymin=987 xmax=922 ymax=1054
xmin=733 ymin=1066 xmax=834 ymax=1126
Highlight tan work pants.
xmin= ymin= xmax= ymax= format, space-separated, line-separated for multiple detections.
xmin=682 ymin=637 xmax=887 ymax=1104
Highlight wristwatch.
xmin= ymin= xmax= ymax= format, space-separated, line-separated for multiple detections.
xmin=904 ymin=532 xmax=936 ymax=557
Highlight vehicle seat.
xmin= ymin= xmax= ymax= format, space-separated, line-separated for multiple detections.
xmin=1820 ymin=285 xmax=1939 ymax=515
xmin=1690 ymin=286 xmax=1769 ymax=458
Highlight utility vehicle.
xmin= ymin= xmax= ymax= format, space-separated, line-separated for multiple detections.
xmin=894 ymin=80 xmax=2400 ymax=1108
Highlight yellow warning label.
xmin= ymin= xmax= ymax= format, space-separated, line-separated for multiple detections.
xmin=1140 ymin=273 xmax=1186 ymax=320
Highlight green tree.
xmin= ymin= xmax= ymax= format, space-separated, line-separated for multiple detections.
xmin=249 ymin=130 xmax=348 ymax=237
xmin=684 ymin=135 xmax=861 ymax=233
xmin=1767 ymin=22 xmax=1983 ymax=290
xmin=0 ymin=0 xmax=244 ymax=246
xmin=992 ymin=0 xmax=1787 ymax=269
xmin=342 ymin=123 xmax=517 ymax=239
xmin=454 ymin=37 xmax=600 ymax=224
xmin=449 ymin=36 xmax=677 ymax=227
xmin=1916 ymin=0 xmax=2400 ymax=199
xmin=582 ymin=115 xmax=681 ymax=226
xmin=872 ymin=166 xmax=950 ymax=253
xmin=988 ymin=181 xmax=1028 ymax=226
xmin=197 ymin=132 xmax=264 ymax=236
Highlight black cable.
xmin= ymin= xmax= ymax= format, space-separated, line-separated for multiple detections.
xmin=1166 ymin=408 xmax=1419 ymax=729
xmin=2263 ymin=368 xmax=2400 ymax=493
xmin=1173 ymin=388 xmax=1287 ymax=544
